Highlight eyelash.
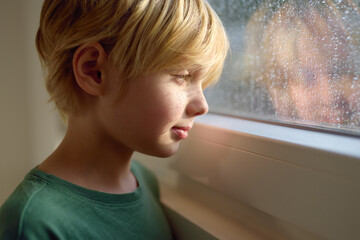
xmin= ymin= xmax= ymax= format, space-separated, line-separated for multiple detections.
xmin=174 ymin=74 xmax=191 ymax=83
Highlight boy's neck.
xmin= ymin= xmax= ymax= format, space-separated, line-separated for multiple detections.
xmin=38 ymin=115 xmax=138 ymax=194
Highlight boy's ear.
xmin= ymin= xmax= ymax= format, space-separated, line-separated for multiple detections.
xmin=73 ymin=42 xmax=108 ymax=96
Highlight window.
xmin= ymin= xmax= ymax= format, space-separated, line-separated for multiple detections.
xmin=205 ymin=0 xmax=360 ymax=135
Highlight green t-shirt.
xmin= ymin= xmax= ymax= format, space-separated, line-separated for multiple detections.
xmin=0 ymin=161 xmax=173 ymax=240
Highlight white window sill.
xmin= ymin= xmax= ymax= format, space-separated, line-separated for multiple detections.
xmin=195 ymin=113 xmax=360 ymax=159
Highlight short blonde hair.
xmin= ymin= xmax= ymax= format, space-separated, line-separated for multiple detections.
xmin=36 ymin=0 xmax=229 ymax=115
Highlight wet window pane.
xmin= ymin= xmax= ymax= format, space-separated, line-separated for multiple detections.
xmin=206 ymin=0 xmax=360 ymax=133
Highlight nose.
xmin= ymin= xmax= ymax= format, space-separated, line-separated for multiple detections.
xmin=186 ymin=90 xmax=209 ymax=117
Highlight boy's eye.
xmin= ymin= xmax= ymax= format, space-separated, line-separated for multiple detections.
xmin=174 ymin=74 xmax=191 ymax=84
xmin=177 ymin=75 xmax=189 ymax=81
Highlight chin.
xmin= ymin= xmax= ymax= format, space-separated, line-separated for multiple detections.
xmin=154 ymin=146 xmax=180 ymax=158
xmin=140 ymin=142 xmax=180 ymax=158
xmin=155 ymin=150 xmax=178 ymax=158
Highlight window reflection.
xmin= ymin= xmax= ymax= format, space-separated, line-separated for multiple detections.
xmin=206 ymin=0 xmax=360 ymax=132
xmin=244 ymin=0 xmax=360 ymax=127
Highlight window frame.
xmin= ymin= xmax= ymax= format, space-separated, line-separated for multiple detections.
xmin=135 ymin=113 xmax=360 ymax=240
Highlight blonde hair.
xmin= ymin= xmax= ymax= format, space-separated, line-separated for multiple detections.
xmin=36 ymin=0 xmax=229 ymax=115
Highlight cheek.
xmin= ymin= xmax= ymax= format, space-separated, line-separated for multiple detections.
xmin=289 ymin=85 xmax=309 ymax=106
xmin=169 ymin=91 xmax=185 ymax=116
xmin=148 ymin=90 xmax=186 ymax=124
xmin=130 ymin=91 xmax=186 ymax=148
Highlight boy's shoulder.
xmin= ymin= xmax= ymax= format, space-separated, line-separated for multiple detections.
xmin=0 ymin=161 xmax=168 ymax=240
xmin=0 ymin=170 xmax=52 ymax=239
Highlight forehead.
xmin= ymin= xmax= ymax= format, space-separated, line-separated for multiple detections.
xmin=165 ymin=63 xmax=203 ymax=73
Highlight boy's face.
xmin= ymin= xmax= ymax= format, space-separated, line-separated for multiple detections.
xmin=95 ymin=67 xmax=209 ymax=157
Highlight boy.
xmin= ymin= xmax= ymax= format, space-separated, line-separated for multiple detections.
xmin=0 ymin=0 xmax=228 ymax=239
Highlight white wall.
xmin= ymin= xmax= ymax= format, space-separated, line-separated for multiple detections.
xmin=0 ymin=1 xmax=62 ymax=204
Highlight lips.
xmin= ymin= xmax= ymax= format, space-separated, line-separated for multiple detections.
xmin=171 ymin=126 xmax=191 ymax=140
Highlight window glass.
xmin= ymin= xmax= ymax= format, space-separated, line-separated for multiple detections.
xmin=206 ymin=0 xmax=360 ymax=133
